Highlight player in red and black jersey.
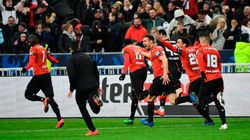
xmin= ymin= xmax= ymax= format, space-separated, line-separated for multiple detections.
xmin=196 ymin=35 xmax=227 ymax=130
xmin=21 ymin=33 xmax=64 ymax=128
xmin=154 ymin=30 xmax=183 ymax=117
xmin=119 ymin=40 xmax=148 ymax=125
xmin=138 ymin=35 xmax=194 ymax=127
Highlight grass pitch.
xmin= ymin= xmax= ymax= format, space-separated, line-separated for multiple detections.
xmin=0 ymin=118 xmax=249 ymax=140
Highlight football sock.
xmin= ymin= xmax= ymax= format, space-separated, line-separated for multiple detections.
xmin=197 ymin=104 xmax=213 ymax=122
xmin=215 ymin=103 xmax=226 ymax=124
xmin=175 ymin=96 xmax=190 ymax=105
xmin=148 ymin=102 xmax=155 ymax=123
xmin=49 ymin=98 xmax=62 ymax=121
xmin=129 ymin=97 xmax=138 ymax=120
xmin=160 ymin=98 xmax=165 ymax=106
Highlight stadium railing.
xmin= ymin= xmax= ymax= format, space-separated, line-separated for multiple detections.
xmin=0 ymin=63 xmax=250 ymax=77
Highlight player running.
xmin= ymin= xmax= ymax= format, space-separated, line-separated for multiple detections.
xmin=196 ymin=35 xmax=227 ymax=130
xmin=119 ymin=40 xmax=148 ymax=125
xmin=66 ymin=40 xmax=103 ymax=136
xmin=21 ymin=33 xmax=64 ymax=128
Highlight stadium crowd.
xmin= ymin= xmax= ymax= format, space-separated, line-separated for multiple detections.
xmin=0 ymin=0 xmax=249 ymax=54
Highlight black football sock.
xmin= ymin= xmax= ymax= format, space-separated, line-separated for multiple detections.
xmin=148 ymin=102 xmax=155 ymax=123
xmin=160 ymin=98 xmax=165 ymax=106
xmin=129 ymin=97 xmax=138 ymax=120
xmin=196 ymin=104 xmax=213 ymax=122
xmin=49 ymin=98 xmax=62 ymax=121
xmin=175 ymin=96 xmax=190 ymax=105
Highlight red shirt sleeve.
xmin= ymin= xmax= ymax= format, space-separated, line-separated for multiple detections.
xmin=196 ymin=50 xmax=206 ymax=72
xmin=47 ymin=54 xmax=59 ymax=64
xmin=122 ymin=52 xmax=130 ymax=74
xmin=26 ymin=55 xmax=36 ymax=70
xmin=25 ymin=48 xmax=36 ymax=70
xmin=160 ymin=39 xmax=178 ymax=52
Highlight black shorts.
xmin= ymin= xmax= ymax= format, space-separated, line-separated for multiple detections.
xmin=130 ymin=68 xmax=147 ymax=98
xmin=172 ymin=74 xmax=181 ymax=90
xmin=199 ymin=78 xmax=224 ymax=100
xmin=148 ymin=75 xmax=175 ymax=97
xmin=188 ymin=78 xmax=202 ymax=96
xmin=25 ymin=73 xmax=54 ymax=97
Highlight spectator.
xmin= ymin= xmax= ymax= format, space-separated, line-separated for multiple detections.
xmin=17 ymin=0 xmax=38 ymax=32
xmin=121 ymin=0 xmax=137 ymax=23
xmin=153 ymin=0 xmax=165 ymax=17
xmin=11 ymin=22 xmax=29 ymax=53
xmin=85 ymin=0 xmax=104 ymax=26
xmin=166 ymin=9 xmax=195 ymax=38
xmin=13 ymin=32 xmax=29 ymax=54
xmin=90 ymin=20 xmax=110 ymax=52
xmin=137 ymin=3 xmax=150 ymax=20
xmin=108 ymin=12 xmax=123 ymax=52
xmin=35 ymin=23 xmax=55 ymax=52
xmin=170 ymin=21 xmax=188 ymax=42
xmin=34 ymin=1 xmax=52 ymax=25
xmin=44 ymin=12 xmax=59 ymax=52
xmin=144 ymin=8 xmax=165 ymax=33
xmin=223 ymin=18 xmax=243 ymax=49
xmin=124 ymin=17 xmax=148 ymax=43
xmin=2 ymin=16 xmax=17 ymax=53
xmin=241 ymin=6 xmax=250 ymax=26
xmin=79 ymin=25 xmax=92 ymax=52
xmin=202 ymin=2 xmax=213 ymax=18
xmin=210 ymin=17 xmax=227 ymax=50
xmin=92 ymin=9 xmax=109 ymax=26
xmin=192 ymin=11 xmax=212 ymax=41
xmin=183 ymin=0 xmax=198 ymax=19
xmin=58 ymin=23 xmax=76 ymax=53
xmin=162 ymin=1 xmax=176 ymax=23
xmin=197 ymin=10 xmax=212 ymax=25
xmin=0 ymin=0 xmax=24 ymax=25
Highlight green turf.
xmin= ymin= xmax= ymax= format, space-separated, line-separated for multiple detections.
xmin=0 ymin=118 xmax=249 ymax=140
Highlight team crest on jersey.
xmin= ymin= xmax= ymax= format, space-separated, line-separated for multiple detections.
xmin=155 ymin=51 xmax=161 ymax=57
xmin=29 ymin=52 xmax=34 ymax=56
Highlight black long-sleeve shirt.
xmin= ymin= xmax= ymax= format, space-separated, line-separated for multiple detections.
xmin=66 ymin=51 xmax=99 ymax=92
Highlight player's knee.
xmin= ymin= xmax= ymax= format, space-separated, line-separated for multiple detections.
xmin=24 ymin=94 xmax=32 ymax=100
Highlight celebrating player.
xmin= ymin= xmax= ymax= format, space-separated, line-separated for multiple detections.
xmin=154 ymin=30 xmax=183 ymax=117
xmin=196 ymin=35 xmax=227 ymax=129
xmin=138 ymin=35 xmax=197 ymax=127
xmin=155 ymin=33 xmax=210 ymax=124
xmin=22 ymin=33 xmax=64 ymax=128
xmin=119 ymin=40 xmax=148 ymax=125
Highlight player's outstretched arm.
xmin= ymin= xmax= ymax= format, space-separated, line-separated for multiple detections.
xmin=47 ymin=53 xmax=59 ymax=64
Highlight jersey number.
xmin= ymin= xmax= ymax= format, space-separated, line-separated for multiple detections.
xmin=135 ymin=52 xmax=142 ymax=60
xmin=207 ymin=54 xmax=217 ymax=68
xmin=188 ymin=53 xmax=198 ymax=65
xmin=42 ymin=51 xmax=46 ymax=62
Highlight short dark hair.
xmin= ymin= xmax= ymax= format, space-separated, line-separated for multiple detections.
xmin=123 ymin=39 xmax=136 ymax=47
xmin=178 ymin=36 xmax=189 ymax=46
xmin=144 ymin=34 xmax=154 ymax=42
xmin=28 ymin=33 xmax=41 ymax=44
xmin=158 ymin=29 xmax=166 ymax=36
